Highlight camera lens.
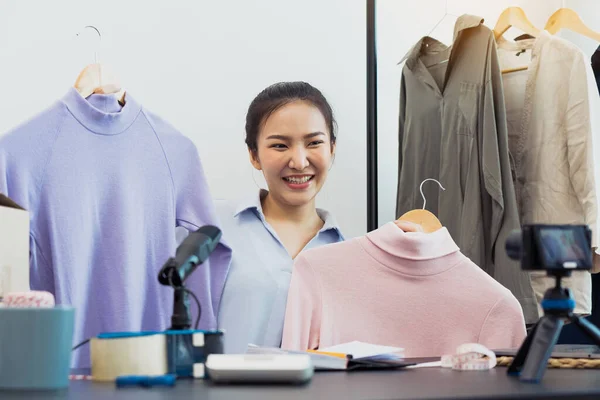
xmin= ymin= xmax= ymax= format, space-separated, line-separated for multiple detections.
xmin=506 ymin=229 xmax=522 ymax=261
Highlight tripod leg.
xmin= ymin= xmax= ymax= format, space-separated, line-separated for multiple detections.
xmin=508 ymin=321 xmax=538 ymax=376
xmin=511 ymin=316 xmax=564 ymax=383
xmin=569 ymin=314 xmax=600 ymax=346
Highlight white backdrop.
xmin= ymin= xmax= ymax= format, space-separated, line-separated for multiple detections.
xmin=375 ymin=0 xmax=600 ymax=227
xmin=559 ymin=0 xmax=600 ymax=57
xmin=2 ymin=1 xmax=599 ymax=237
xmin=0 ymin=0 xmax=367 ymax=238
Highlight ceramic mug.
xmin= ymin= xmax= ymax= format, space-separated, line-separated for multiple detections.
xmin=0 ymin=306 xmax=75 ymax=390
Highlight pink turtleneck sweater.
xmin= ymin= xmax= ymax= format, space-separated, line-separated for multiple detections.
xmin=281 ymin=222 xmax=526 ymax=356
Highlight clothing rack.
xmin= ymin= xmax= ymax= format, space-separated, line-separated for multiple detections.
xmin=366 ymin=0 xmax=378 ymax=232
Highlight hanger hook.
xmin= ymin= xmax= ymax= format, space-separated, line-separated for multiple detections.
xmin=426 ymin=0 xmax=449 ymax=38
xmin=76 ymin=25 xmax=101 ymax=64
xmin=82 ymin=25 xmax=101 ymax=40
xmin=420 ymin=178 xmax=446 ymax=210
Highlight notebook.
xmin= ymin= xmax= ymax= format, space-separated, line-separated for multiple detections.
xmin=247 ymin=341 xmax=411 ymax=371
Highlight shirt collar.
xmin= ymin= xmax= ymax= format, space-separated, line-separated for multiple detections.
xmin=61 ymin=87 xmax=142 ymax=135
xmin=452 ymin=14 xmax=484 ymax=41
xmin=399 ymin=14 xmax=484 ymax=68
xmin=496 ymin=29 xmax=550 ymax=53
xmin=365 ymin=222 xmax=459 ymax=260
xmin=234 ymin=189 xmax=343 ymax=238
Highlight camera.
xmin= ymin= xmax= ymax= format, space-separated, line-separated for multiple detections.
xmin=504 ymin=225 xmax=600 ymax=383
xmin=506 ymin=224 xmax=592 ymax=271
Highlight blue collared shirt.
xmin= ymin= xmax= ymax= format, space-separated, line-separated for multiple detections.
xmin=216 ymin=190 xmax=344 ymax=353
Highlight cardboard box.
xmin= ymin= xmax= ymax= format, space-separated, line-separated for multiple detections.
xmin=0 ymin=194 xmax=29 ymax=298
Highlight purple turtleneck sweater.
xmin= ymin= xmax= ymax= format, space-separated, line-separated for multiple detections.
xmin=0 ymin=88 xmax=231 ymax=368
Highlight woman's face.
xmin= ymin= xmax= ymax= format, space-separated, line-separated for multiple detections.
xmin=250 ymin=100 xmax=335 ymax=208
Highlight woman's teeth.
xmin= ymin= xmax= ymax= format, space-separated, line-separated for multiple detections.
xmin=284 ymin=176 xmax=313 ymax=184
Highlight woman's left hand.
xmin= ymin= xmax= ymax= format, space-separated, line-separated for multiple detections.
xmin=394 ymin=220 xmax=424 ymax=233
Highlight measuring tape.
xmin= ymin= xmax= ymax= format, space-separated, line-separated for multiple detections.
xmin=3 ymin=291 xmax=55 ymax=308
xmin=441 ymin=343 xmax=497 ymax=371
xmin=69 ymin=374 xmax=93 ymax=381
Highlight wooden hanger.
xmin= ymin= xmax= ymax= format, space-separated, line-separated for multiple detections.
xmin=545 ymin=8 xmax=600 ymax=41
xmin=73 ymin=26 xmax=126 ymax=105
xmin=397 ymin=178 xmax=445 ymax=233
xmin=502 ymin=65 xmax=530 ymax=75
xmin=494 ymin=8 xmax=540 ymax=75
xmin=493 ymin=7 xmax=541 ymax=40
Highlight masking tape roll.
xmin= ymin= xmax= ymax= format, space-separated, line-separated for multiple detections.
xmin=3 ymin=291 xmax=55 ymax=308
xmin=441 ymin=343 xmax=496 ymax=371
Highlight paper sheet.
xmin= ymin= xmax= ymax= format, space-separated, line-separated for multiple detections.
xmin=406 ymin=361 xmax=443 ymax=369
xmin=319 ymin=341 xmax=404 ymax=359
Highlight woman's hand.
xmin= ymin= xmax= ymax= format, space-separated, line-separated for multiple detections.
xmin=394 ymin=220 xmax=424 ymax=233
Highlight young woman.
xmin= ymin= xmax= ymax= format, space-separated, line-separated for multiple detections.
xmin=217 ymin=81 xmax=344 ymax=353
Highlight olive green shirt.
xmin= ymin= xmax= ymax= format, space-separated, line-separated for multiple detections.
xmin=396 ymin=15 xmax=538 ymax=323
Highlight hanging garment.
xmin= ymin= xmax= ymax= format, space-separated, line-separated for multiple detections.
xmin=591 ymin=47 xmax=600 ymax=275
xmin=281 ymin=222 xmax=527 ymax=356
xmin=497 ymin=32 xmax=598 ymax=317
xmin=395 ymin=14 xmax=537 ymax=323
xmin=584 ymin=45 xmax=600 ymax=344
xmin=593 ymin=46 xmax=600 ymax=95
xmin=216 ymin=189 xmax=343 ymax=354
xmin=0 ymin=88 xmax=232 ymax=368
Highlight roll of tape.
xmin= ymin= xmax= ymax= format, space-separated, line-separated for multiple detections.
xmin=4 ymin=291 xmax=55 ymax=308
xmin=441 ymin=343 xmax=496 ymax=371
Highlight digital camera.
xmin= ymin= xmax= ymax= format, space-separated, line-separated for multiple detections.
xmin=506 ymin=225 xmax=592 ymax=271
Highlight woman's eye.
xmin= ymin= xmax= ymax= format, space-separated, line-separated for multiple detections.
xmin=270 ymin=143 xmax=287 ymax=149
xmin=309 ymin=140 xmax=324 ymax=147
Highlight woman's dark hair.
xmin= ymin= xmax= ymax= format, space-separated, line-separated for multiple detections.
xmin=245 ymin=81 xmax=337 ymax=153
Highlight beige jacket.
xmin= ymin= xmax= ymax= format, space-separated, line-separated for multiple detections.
xmin=498 ymin=31 xmax=598 ymax=316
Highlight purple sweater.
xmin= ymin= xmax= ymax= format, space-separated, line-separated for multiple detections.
xmin=0 ymin=88 xmax=231 ymax=368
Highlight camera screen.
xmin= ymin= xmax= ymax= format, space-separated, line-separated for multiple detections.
xmin=537 ymin=226 xmax=591 ymax=269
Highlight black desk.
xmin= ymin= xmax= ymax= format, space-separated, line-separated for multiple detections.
xmin=3 ymin=367 xmax=600 ymax=400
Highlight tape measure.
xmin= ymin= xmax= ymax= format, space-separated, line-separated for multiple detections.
xmin=3 ymin=291 xmax=55 ymax=308
xmin=69 ymin=374 xmax=93 ymax=381
xmin=441 ymin=343 xmax=497 ymax=371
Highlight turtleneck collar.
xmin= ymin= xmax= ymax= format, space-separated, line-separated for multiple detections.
xmin=61 ymin=87 xmax=142 ymax=135
xmin=360 ymin=222 xmax=463 ymax=275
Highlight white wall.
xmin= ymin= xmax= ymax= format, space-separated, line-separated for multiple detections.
xmin=3 ymin=1 xmax=598 ymax=237
xmin=561 ymin=0 xmax=600 ymax=58
xmin=0 ymin=0 xmax=367 ymax=238
xmin=375 ymin=0 xmax=565 ymax=227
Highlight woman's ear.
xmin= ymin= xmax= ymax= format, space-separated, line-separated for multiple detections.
xmin=248 ymin=148 xmax=262 ymax=171
xmin=330 ymin=142 xmax=336 ymax=168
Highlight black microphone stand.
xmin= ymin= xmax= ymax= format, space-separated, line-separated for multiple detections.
xmin=161 ymin=258 xmax=195 ymax=331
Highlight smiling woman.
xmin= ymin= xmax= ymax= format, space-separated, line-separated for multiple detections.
xmin=216 ymin=82 xmax=345 ymax=354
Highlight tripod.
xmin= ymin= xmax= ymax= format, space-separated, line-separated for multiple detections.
xmin=508 ymin=271 xmax=600 ymax=382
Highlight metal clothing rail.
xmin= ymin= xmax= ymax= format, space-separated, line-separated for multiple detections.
xmin=366 ymin=0 xmax=378 ymax=232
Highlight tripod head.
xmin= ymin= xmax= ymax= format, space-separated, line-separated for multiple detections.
xmin=539 ymin=273 xmax=576 ymax=318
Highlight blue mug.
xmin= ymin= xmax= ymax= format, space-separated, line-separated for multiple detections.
xmin=0 ymin=306 xmax=75 ymax=390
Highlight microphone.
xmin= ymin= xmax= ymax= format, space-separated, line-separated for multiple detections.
xmin=158 ymin=225 xmax=222 ymax=330
xmin=159 ymin=226 xmax=222 ymax=288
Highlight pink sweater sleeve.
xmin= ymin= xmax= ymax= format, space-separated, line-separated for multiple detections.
xmin=478 ymin=294 xmax=527 ymax=349
xmin=281 ymin=254 xmax=322 ymax=351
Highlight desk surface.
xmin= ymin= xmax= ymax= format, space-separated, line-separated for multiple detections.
xmin=2 ymin=367 xmax=600 ymax=400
